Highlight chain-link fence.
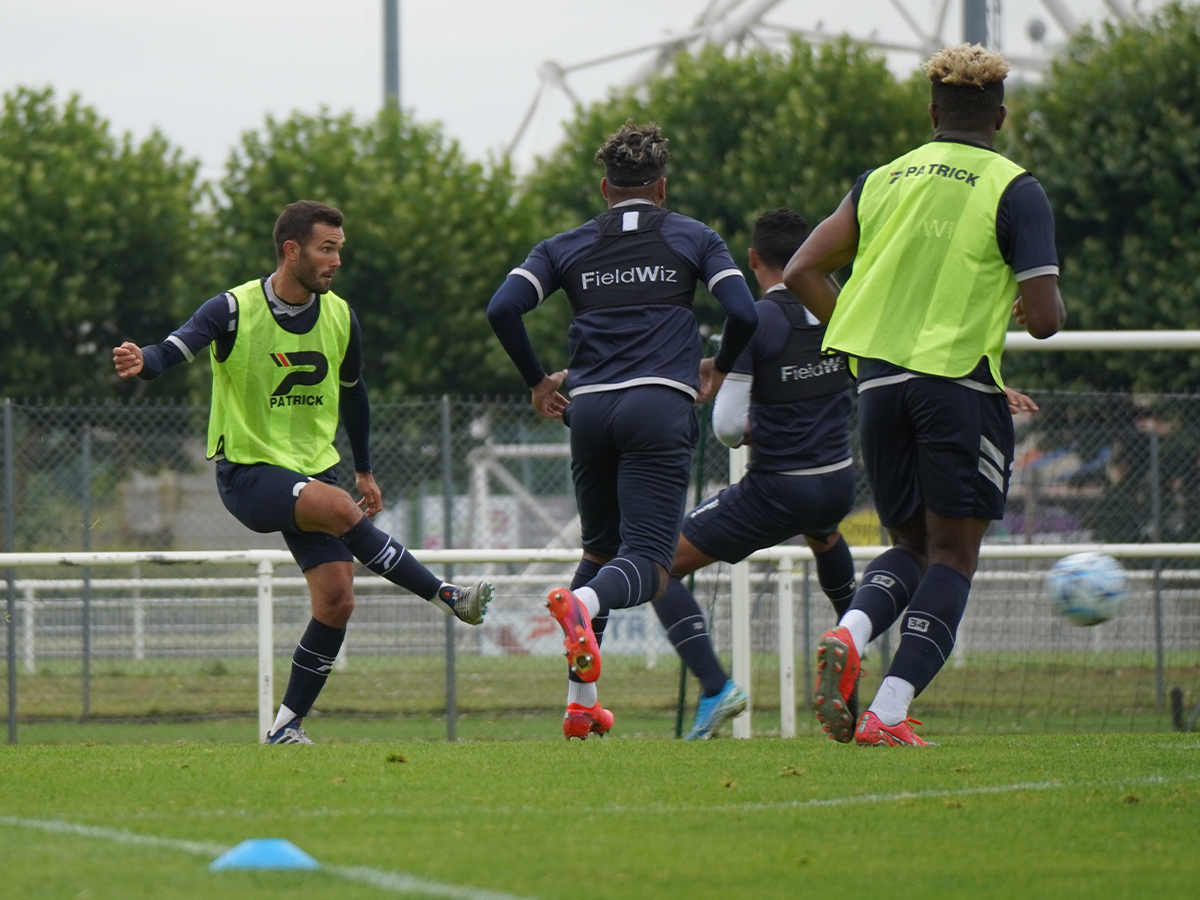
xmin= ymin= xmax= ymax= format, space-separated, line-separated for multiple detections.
xmin=2 ymin=392 xmax=1199 ymax=738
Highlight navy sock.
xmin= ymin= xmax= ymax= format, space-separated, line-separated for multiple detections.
xmin=886 ymin=564 xmax=970 ymax=695
xmin=653 ymin=577 xmax=728 ymax=697
xmin=568 ymin=557 xmax=606 ymax=685
xmin=586 ymin=555 xmax=660 ymax=611
xmin=570 ymin=558 xmax=603 ymax=591
xmin=339 ymin=516 xmax=441 ymax=600
xmin=813 ymin=535 xmax=856 ymax=618
xmin=281 ymin=618 xmax=345 ymax=718
xmin=848 ymin=547 xmax=923 ymax=640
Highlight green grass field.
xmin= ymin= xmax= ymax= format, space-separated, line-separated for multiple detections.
xmin=2 ymin=732 xmax=1197 ymax=899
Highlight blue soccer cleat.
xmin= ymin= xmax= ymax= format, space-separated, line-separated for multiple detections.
xmin=684 ymin=680 xmax=747 ymax=740
xmin=265 ymin=717 xmax=313 ymax=745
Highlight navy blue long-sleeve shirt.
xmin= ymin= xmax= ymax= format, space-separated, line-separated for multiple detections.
xmin=139 ymin=275 xmax=373 ymax=471
xmin=488 ymin=200 xmax=757 ymax=398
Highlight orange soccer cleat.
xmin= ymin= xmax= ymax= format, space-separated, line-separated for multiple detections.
xmin=813 ymin=626 xmax=861 ymax=743
xmin=563 ymin=702 xmax=614 ymax=740
xmin=854 ymin=711 xmax=933 ymax=747
xmin=546 ymin=588 xmax=602 ymax=683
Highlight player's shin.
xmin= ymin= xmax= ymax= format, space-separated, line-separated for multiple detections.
xmin=814 ymin=534 xmax=856 ymax=617
xmin=338 ymin=516 xmax=441 ymax=598
xmin=277 ymin=618 xmax=345 ymax=729
xmin=653 ymin=577 xmax=728 ymax=697
xmin=839 ymin=547 xmax=923 ymax=655
xmin=585 ymin=555 xmax=660 ymax=610
xmin=870 ymin=563 xmax=969 ymax=725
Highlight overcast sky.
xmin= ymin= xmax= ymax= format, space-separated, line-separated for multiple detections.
xmin=1 ymin=0 xmax=1148 ymax=181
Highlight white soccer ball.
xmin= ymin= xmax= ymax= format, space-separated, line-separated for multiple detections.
xmin=1043 ymin=552 xmax=1127 ymax=626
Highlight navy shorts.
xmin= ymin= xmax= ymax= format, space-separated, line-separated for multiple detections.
xmin=564 ymin=385 xmax=698 ymax=571
xmin=682 ymin=465 xmax=856 ymax=564
xmin=215 ymin=460 xmax=354 ymax=571
xmin=858 ymin=376 xmax=1014 ymax=528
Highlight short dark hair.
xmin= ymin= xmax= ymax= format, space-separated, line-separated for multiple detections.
xmin=751 ymin=208 xmax=811 ymax=270
xmin=273 ymin=200 xmax=344 ymax=262
xmin=926 ymin=44 xmax=1008 ymax=126
xmin=594 ymin=120 xmax=670 ymax=187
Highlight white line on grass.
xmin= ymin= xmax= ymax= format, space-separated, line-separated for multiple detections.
xmin=0 ymin=816 xmax=539 ymax=900
xmin=83 ymin=772 xmax=1200 ymax=823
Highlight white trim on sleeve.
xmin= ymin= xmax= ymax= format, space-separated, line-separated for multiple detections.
xmin=1015 ymin=265 xmax=1059 ymax=281
xmin=166 ymin=335 xmax=194 ymax=363
xmin=707 ymin=268 xmax=744 ymax=292
xmin=509 ymin=267 xmax=545 ymax=304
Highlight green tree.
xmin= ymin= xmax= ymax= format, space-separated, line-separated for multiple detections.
xmin=0 ymin=87 xmax=205 ymax=399
xmin=521 ymin=39 xmax=928 ymax=334
xmin=215 ymin=108 xmax=538 ymax=398
xmin=1004 ymin=3 xmax=1200 ymax=391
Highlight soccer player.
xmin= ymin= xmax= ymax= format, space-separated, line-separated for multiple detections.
xmin=487 ymin=122 xmax=758 ymax=739
xmin=784 ymin=45 xmax=1066 ymax=746
xmin=655 ymin=208 xmax=857 ymax=740
xmin=113 ymin=200 xmax=491 ymax=744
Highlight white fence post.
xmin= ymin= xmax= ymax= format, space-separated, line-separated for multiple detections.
xmin=777 ymin=556 xmax=795 ymax=738
xmin=132 ymin=564 xmax=144 ymax=663
xmin=257 ymin=559 xmax=274 ymax=743
xmin=21 ymin=586 xmax=34 ymax=674
xmin=729 ymin=444 xmax=752 ymax=739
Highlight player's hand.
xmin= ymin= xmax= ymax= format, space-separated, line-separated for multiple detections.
xmin=1012 ymin=296 xmax=1027 ymax=326
xmin=531 ymin=370 xmax=569 ymax=419
xmin=697 ymin=358 xmax=726 ymax=404
xmin=355 ymin=471 xmax=383 ymax=517
xmin=113 ymin=342 xmax=144 ymax=379
xmin=1004 ymin=386 xmax=1039 ymax=414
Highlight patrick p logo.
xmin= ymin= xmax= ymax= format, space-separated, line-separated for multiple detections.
xmin=888 ymin=170 xmax=904 ymax=184
xmin=269 ymin=351 xmax=328 ymax=401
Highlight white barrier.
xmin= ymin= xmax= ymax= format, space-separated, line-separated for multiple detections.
xmin=4 ymin=543 xmax=1199 ymax=742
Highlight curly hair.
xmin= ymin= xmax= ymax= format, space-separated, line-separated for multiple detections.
xmin=926 ymin=43 xmax=1008 ymax=124
xmin=751 ymin=208 xmax=811 ymax=270
xmin=594 ymin=120 xmax=670 ymax=187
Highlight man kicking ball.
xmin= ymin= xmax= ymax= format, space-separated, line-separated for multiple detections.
xmin=114 ymin=200 xmax=491 ymax=743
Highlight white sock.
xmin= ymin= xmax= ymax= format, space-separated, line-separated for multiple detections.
xmin=567 ymin=681 xmax=597 ymax=708
xmin=868 ymin=676 xmax=915 ymax=727
xmin=574 ymin=586 xmax=602 ymax=620
xmin=838 ymin=609 xmax=873 ymax=657
xmin=271 ymin=703 xmax=299 ymax=734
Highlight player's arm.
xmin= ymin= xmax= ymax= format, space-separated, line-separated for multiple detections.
xmin=338 ymin=311 xmax=381 ymax=516
xmin=711 ymin=374 xmax=752 ymax=447
xmin=113 ymin=294 xmax=233 ymax=380
xmin=783 ymin=191 xmax=859 ymax=324
xmin=487 ymin=248 xmax=567 ymax=419
xmin=699 ymin=240 xmax=758 ymax=404
xmin=1003 ymin=175 xmax=1066 ymax=339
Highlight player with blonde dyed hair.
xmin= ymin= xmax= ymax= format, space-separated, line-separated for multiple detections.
xmin=784 ymin=45 xmax=1065 ymax=746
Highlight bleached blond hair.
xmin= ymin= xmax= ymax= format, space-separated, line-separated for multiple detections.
xmin=925 ymin=43 xmax=1009 ymax=89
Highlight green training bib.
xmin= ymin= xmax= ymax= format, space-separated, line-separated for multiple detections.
xmin=823 ymin=141 xmax=1026 ymax=386
xmin=206 ymin=278 xmax=350 ymax=474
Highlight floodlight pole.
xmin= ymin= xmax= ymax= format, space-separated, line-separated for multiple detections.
xmin=5 ymin=400 xmax=16 ymax=745
xmin=963 ymin=0 xmax=988 ymax=45
xmin=383 ymin=0 xmax=400 ymax=108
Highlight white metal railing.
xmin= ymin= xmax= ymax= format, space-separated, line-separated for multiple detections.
xmin=4 ymin=543 xmax=1200 ymax=742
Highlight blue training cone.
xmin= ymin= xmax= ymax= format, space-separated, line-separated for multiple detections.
xmin=209 ymin=838 xmax=320 ymax=871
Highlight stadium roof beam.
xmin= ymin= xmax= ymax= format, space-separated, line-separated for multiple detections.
xmin=507 ymin=0 xmax=1113 ymax=161
xmin=1039 ymin=0 xmax=1081 ymax=35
